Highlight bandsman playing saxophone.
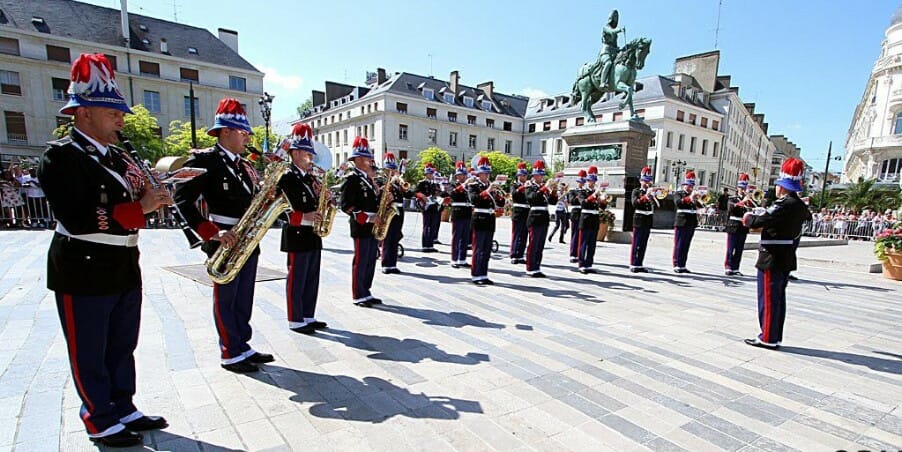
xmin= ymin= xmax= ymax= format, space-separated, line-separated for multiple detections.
xmin=380 ymin=153 xmax=412 ymax=274
xmin=276 ymin=124 xmax=327 ymax=334
xmin=341 ymin=137 xmax=384 ymax=307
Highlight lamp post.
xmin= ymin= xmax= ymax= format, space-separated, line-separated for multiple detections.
xmin=258 ymin=92 xmax=275 ymax=152
xmin=818 ymin=140 xmax=841 ymax=209
xmin=671 ymin=160 xmax=687 ymax=184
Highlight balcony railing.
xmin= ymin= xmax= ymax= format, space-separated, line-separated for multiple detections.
xmin=6 ymin=133 xmax=28 ymax=144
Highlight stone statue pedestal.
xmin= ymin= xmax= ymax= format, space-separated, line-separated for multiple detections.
xmin=562 ymin=119 xmax=655 ymax=243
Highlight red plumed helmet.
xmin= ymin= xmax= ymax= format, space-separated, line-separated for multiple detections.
xmin=533 ymin=160 xmax=545 ymax=170
xmin=291 ymin=123 xmax=312 ymax=139
xmin=738 ymin=173 xmax=750 ymax=181
xmin=780 ymin=158 xmax=804 ymax=178
xmin=517 ymin=162 xmax=527 ymax=169
xmin=478 ymin=156 xmax=490 ymax=166
xmin=587 ymin=165 xmax=598 ymax=175
xmin=578 ymin=170 xmax=587 ymax=177
xmin=641 ymin=166 xmax=652 ymax=175
xmin=455 ymin=160 xmax=465 ymax=169
xmin=216 ymin=98 xmax=246 ymax=116
xmin=685 ymin=170 xmax=696 ymax=179
xmin=384 ymin=152 xmax=395 ymax=160
xmin=353 ymin=136 xmax=369 ymax=150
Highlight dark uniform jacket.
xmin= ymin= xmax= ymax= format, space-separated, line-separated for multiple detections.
xmin=277 ymin=165 xmax=322 ymax=253
xmin=388 ymin=180 xmax=413 ymax=221
xmin=746 ymin=192 xmax=811 ymax=272
xmin=38 ymin=129 xmax=147 ymax=295
xmin=525 ymin=183 xmax=558 ymax=227
xmin=174 ymin=144 xmax=259 ymax=256
xmin=340 ymin=168 xmax=378 ymax=238
xmin=567 ymin=187 xmax=586 ymax=217
xmin=673 ymin=189 xmax=702 ymax=228
xmin=448 ymin=182 xmax=472 ymax=221
xmin=414 ymin=178 xmax=441 ymax=212
xmin=510 ymin=181 xmax=531 ymax=222
xmin=469 ymin=180 xmax=504 ymax=232
xmin=579 ymin=195 xmax=604 ymax=230
xmin=725 ymin=195 xmax=750 ymax=234
xmin=631 ymin=187 xmax=655 ymax=229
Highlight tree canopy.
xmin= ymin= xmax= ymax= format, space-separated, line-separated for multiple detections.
xmin=405 ymin=147 xmax=454 ymax=181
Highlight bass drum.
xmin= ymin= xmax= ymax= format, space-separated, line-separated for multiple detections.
xmin=312 ymin=141 xmax=333 ymax=171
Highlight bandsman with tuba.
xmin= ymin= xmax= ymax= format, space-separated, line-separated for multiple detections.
xmin=175 ymin=98 xmax=275 ymax=373
xmin=340 ymin=137 xmax=384 ymax=307
xmin=724 ymin=173 xmax=751 ymax=276
xmin=379 ymin=153 xmax=411 ymax=274
xmin=469 ymin=156 xmax=505 ymax=284
xmin=449 ymin=161 xmax=472 ymax=268
xmin=276 ymin=123 xmax=327 ymax=334
xmin=629 ymin=166 xmax=655 ymax=272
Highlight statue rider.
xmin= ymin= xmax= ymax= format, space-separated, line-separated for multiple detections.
xmin=597 ymin=9 xmax=626 ymax=88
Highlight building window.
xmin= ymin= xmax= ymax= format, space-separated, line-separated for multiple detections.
xmin=879 ymin=158 xmax=901 ymax=181
xmin=713 ymin=141 xmax=719 ymax=158
xmin=188 ymin=47 xmax=198 ymax=55
xmin=327 ymin=134 xmax=331 ymax=147
xmin=463 ymin=97 xmax=474 ymax=108
xmin=543 ymin=121 xmax=551 ymax=131
xmin=343 ymin=130 xmax=348 ymax=145
xmin=448 ymin=111 xmax=457 ymax=122
xmin=700 ymin=117 xmax=708 ymax=128
xmin=712 ymin=120 xmax=719 ymax=131
xmin=613 ymin=112 xmax=623 ymax=121
xmin=689 ymin=113 xmax=697 ymax=125
xmin=635 ymin=109 xmax=645 ymax=119
xmin=698 ymin=170 xmax=706 ymax=185
xmin=449 ymin=131 xmax=458 ymax=147
xmin=709 ymin=172 xmax=716 ymax=187
xmin=396 ymin=102 xmax=407 ymax=114
xmin=666 ymin=131 xmax=673 ymax=148
xmin=701 ymin=139 xmax=708 ymax=155
xmin=486 ymin=118 xmax=495 ymax=128
xmin=399 ymin=124 xmax=408 ymax=140
xmin=338 ymin=113 xmax=343 ymax=121
xmin=46 ymin=45 xmax=70 ymax=62
xmin=575 ymin=117 xmax=584 ymax=126
xmin=503 ymin=121 xmax=512 ymax=131
xmin=676 ymin=110 xmax=685 ymax=122
xmin=541 ymin=140 xmax=547 ymax=154
xmin=423 ymin=88 xmax=434 ymax=100
xmin=0 ymin=71 xmax=21 ymax=96
xmin=678 ymin=134 xmax=684 ymax=150
xmin=894 ymin=112 xmax=902 ymax=135
xmin=528 ymin=123 xmax=536 ymax=133
xmin=183 ymin=96 xmax=199 ymax=116
xmin=526 ymin=141 xmax=532 ymax=155
xmin=504 ymin=140 xmax=513 ymax=154
xmin=481 ymin=100 xmax=493 ymax=111
xmin=428 ymin=128 xmax=437 ymax=144
xmin=690 ymin=136 xmax=696 ymax=153
xmin=138 ymin=60 xmax=160 ymax=77
xmin=399 ymin=151 xmax=408 ymax=160
xmin=426 ymin=107 xmax=436 ymax=119
xmin=443 ymin=92 xmax=454 ymax=103
xmin=558 ymin=119 xmax=567 ymax=129
xmin=180 ymin=68 xmax=199 ymax=82
xmin=0 ymin=37 xmax=20 ymax=56
xmin=4 ymin=111 xmax=27 ymax=143
xmin=595 ymin=114 xmax=603 ymax=122
xmin=468 ymin=134 xmax=477 ymax=149
xmin=467 ymin=115 xmax=476 ymax=125
xmin=555 ymin=139 xmax=562 ymax=155
xmin=143 ymin=90 xmax=161 ymax=112
xmin=102 ymin=54 xmax=117 ymax=70
xmin=229 ymin=76 xmax=246 ymax=91
xmin=663 ymin=159 xmax=670 ymax=182
xmin=487 ymin=138 xmax=495 ymax=151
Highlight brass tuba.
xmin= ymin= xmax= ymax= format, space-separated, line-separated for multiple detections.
xmin=206 ymin=160 xmax=292 ymax=284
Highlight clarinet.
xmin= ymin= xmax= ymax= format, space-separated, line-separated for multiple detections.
xmin=116 ymin=132 xmax=203 ymax=249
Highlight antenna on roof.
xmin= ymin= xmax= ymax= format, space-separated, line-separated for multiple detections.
xmin=714 ymin=0 xmax=723 ymax=49
xmin=171 ymin=0 xmax=181 ymax=22
xmin=427 ymin=53 xmax=433 ymax=78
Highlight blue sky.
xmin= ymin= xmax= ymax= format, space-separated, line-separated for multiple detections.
xmin=84 ymin=0 xmax=897 ymax=169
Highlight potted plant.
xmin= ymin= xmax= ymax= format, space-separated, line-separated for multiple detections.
xmin=874 ymin=222 xmax=902 ymax=280
xmin=597 ymin=208 xmax=615 ymax=241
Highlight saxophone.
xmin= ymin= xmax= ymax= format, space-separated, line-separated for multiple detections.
xmin=313 ymin=168 xmax=337 ymax=237
xmin=206 ymin=160 xmax=291 ymax=284
xmin=372 ymin=175 xmax=400 ymax=241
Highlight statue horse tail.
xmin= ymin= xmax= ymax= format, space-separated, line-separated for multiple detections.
xmin=571 ymin=78 xmax=582 ymax=104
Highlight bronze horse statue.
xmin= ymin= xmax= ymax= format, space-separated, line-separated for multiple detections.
xmin=571 ymin=37 xmax=652 ymax=123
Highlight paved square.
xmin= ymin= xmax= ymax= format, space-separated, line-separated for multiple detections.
xmin=0 ymin=217 xmax=899 ymax=451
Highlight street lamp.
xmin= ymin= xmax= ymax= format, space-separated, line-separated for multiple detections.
xmin=258 ymin=92 xmax=275 ymax=152
xmin=819 ymin=141 xmax=841 ymax=208
xmin=671 ymin=160 xmax=687 ymax=184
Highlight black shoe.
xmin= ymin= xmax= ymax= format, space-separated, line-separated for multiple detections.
xmin=569 ymin=257 xmax=578 ymax=263
xmin=530 ymin=272 xmax=547 ymax=278
xmin=559 ymin=240 xmax=566 ymax=244
xmin=744 ymin=338 xmax=779 ymax=350
xmin=247 ymin=352 xmax=274 ymax=364
xmin=517 ymin=259 xmax=527 ymax=265
xmin=548 ymin=236 xmax=553 ymax=242
xmin=630 ymin=268 xmax=639 ymax=273
xmin=354 ymin=300 xmax=374 ymax=307
xmin=307 ymin=321 xmax=328 ymax=329
xmin=787 ymin=274 xmax=798 ymax=281
xmin=221 ymin=360 xmax=259 ymax=373
xmin=434 ymin=240 xmax=442 ymax=244
xmin=91 ymin=430 xmax=143 ymax=447
xmin=637 ymin=267 xmax=648 ymax=273
xmin=450 ymin=263 xmax=461 ymax=269
xmin=369 ymin=298 xmax=383 ymax=305
xmin=422 ymin=248 xmax=438 ymax=253
xmin=382 ymin=268 xmax=401 ymax=274
xmin=460 ymin=263 xmax=471 ymax=268
xmin=290 ymin=324 xmax=317 ymax=335
xmin=124 ymin=415 xmax=168 ymax=431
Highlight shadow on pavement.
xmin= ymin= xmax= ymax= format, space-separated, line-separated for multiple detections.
xmin=779 ymin=346 xmax=902 ymax=376
xmin=788 ymin=278 xmax=895 ymax=292
xmin=374 ymin=304 xmax=506 ymax=329
xmin=312 ymin=328 xmax=490 ymax=365
xmin=143 ymin=430 xmax=243 ymax=451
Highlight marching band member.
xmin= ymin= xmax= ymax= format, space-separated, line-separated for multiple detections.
xmin=724 ymin=173 xmax=751 ymax=276
xmin=742 ymin=158 xmax=811 ymax=349
xmin=524 ymin=160 xmax=558 ymax=277
xmin=449 ymin=161 xmax=472 ymax=268
xmin=39 ymin=53 xmax=169 ymax=447
xmin=578 ymin=167 xmax=606 ymax=274
xmin=277 ymin=124 xmax=326 ymax=334
xmin=380 ymin=153 xmax=411 ymax=274
xmin=469 ymin=157 xmax=505 ymax=284
xmin=175 ymin=98 xmax=274 ymax=374
xmin=567 ymin=170 xmax=588 ymax=261
xmin=340 ymin=137 xmax=384 ymax=307
xmin=548 ymin=188 xmax=568 ymax=243
xmin=415 ymin=163 xmax=440 ymax=252
xmin=629 ymin=166 xmax=655 ymax=272
xmin=509 ymin=162 xmax=530 ymax=264
xmin=672 ymin=170 xmax=703 ymax=273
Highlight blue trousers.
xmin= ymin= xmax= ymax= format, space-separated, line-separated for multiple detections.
xmin=213 ymin=251 xmax=258 ymax=363
xmin=431 ymin=210 xmax=442 ymax=242
xmin=526 ymin=224 xmax=548 ymax=273
xmin=757 ymin=268 xmax=788 ymax=344
xmin=578 ymin=227 xmax=598 ymax=268
xmin=55 ymin=288 xmax=141 ymax=436
xmin=353 ymin=236 xmax=378 ymax=301
xmin=510 ymin=219 xmax=528 ymax=259
xmin=471 ymin=229 xmax=494 ymax=280
xmin=725 ymin=231 xmax=748 ymax=271
xmin=630 ymin=226 xmax=651 ymax=267
xmin=381 ymin=214 xmax=403 ymax=269
xmin=287 ymin=250 xmax=321 ymax=325
xmin=569 ymin=215 xmax=581 ymax=257
xmin=421 ymin=208 xmax=438 ymax=249
xmin=451 ymin=218 xmax=471 ymax=263
xmin=672 ymin=226 xmax=695 ymax=269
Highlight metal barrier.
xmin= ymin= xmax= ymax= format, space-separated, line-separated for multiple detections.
xmin=1 ymin=184 xmax=54 ymax=229
xmin=696 ymin=212 xmax=727 ymax=231
xmin=802 ymin=218 xmax=894 ymax=241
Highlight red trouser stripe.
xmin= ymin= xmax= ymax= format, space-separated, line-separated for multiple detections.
xmin=62 ymin=294 xmax=99 ymax=433
xmin=286 ymin=253 xmax=295 ymax=320
xmin=762 ymin=269 xmax=772 ymax=342
xmin=213 ymin=284 xmax=231 ymax=357
xmin=470 ymin=230 xmax=477 ymax=269
xmin=352 ymin=238 xmax=359 ymax=297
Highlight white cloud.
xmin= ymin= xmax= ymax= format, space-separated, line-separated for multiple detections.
xmin=520 ymin=87 xmax=549 ymax=99
xmin=260 ymin=65 xmax=304 ymax=91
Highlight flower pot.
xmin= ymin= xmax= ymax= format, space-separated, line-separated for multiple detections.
xmin=597 ymin=224 xmax=609 ymax=242
xmin=884 ymin=251 xmax=902 ymax=281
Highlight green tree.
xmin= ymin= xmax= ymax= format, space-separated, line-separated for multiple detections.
xmin=248 ymin=125 xmax=282 ymax=153
xmin=407 ymin=147 xmax=453 ymax=181
xmin=52 ymin=104 xmax=165 ymax=162
xmin=296 ymin=97 xmax=313 ymax=118
xmin=165 ymin=120 xmax=217 ymax=155
xmin=475 ymin=151 xmax=525 ymax=187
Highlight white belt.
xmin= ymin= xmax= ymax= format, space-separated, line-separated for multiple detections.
xmin=759 ymin=239 xmax=794 ymax=245
xmin=676 ymin=209 xmax=697 ymax=214
xmin=473 ymin=208 xmax=494 ymax=214
xmin=530 ymin=206 xmax=549 ymax=211
xmin=635 ymin=210 xmax=654 ymax=215
xmin=451 ymin=202 xmax=471 ymax=207
xmin=300 ymin=219 xmax=314 ymax=226
xmin=209 ymin=214 xmax=240 ymax=225
xmin=729 ymin=216 xmax=745 ymax=222
xmin=512 ymin=203 xmax=530 ymax=209
xmin=580 ymin=210 xmax=599 ymax=215
xmin=393 ymin=203 xmax=404 ymax=208
xmin=568 ymin=206 xmax=581 ymax=212
xmin=56 ymin=224 xmax=139 ymax=247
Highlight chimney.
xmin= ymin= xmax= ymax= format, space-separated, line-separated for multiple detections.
xmin=477 ymin=81 xmax=494 ymax=99
xmin=119 ymin=0 xmax=130 ymax=45
xmin=218 ymin=28 xmax=239 ymax=53
xmin=377 ymin=68 xmax=387 ymax=84
xmin=449 ymin=70 xmax=459 ymax=95
xmin=160 ymin=38 xmax=168 ymax=54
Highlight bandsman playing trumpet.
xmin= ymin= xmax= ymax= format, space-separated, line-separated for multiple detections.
xmin=379 ymin=153 xmax=411 ymax=274
xmin=567 ymin=170 xmax=588 ymax=260
xmin=449 ymin=161 xmax=472 ymax=268
xmin=724 ymin=173 xmax=752 ymax=276
xmin=577 ymin=166 xmax=607 ymax=274
xmin=469 ymin=157 xmax=505 ymax=284
xmin=629 ymin=166 xmax=655 ymax=272
xmin=524 ymin=160 xmax=558 ymax=277
xmin=509 ymin=162 xmax=530 ymax=264
xmin=672 ymin=170 xmax=704 ymax=273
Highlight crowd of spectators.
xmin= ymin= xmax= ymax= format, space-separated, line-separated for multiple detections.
xmin=1 ymin=164 xmax=52 ymax=229
xmin=805 ymin=207 xmax=898 ymax=240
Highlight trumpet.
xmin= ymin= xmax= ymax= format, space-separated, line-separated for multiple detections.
xmin=648 ymin=186 xmax=670 ymax=200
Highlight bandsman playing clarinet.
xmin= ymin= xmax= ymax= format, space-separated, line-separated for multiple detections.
xmin=724 ymin=173 xmax=751 ymax=276
xmin=509 ymin=162 xmax=530 ymax=264
xmin=578 ymin=167 xmax=605 ymax=274
xmin=524 ymin=160 xmax=558 ymax=277
xmin=672 ymin=170 xmax=703 ymax=273
xmin=629 ymin=166 xmax=655 ymax=273
xmin=380 ymin=153 xmax=411 ymax=274
xmin=469 ymin=157 xmax=504 ymax=284
xmin=566 ymin=170 xmax=588 ymax=257
xmin=414 ymin=163 xmax=441 ymax=252
xmin=449 ymin=161 xmax=472 ymax=268
xmin=340 ymin=137 xmax=384 ymax=307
